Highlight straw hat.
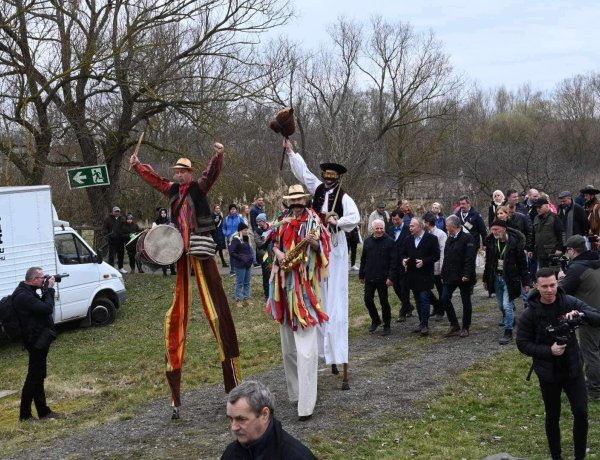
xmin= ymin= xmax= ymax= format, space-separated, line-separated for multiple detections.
xmin=171 ymin=158 xmax=195 ymax=170
xmin=283 ymin=184 xmax=310 ymax=200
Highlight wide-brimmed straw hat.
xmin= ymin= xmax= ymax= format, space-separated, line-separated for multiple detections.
xmin=170 ymin=158 xmax=195 ymax=170
xmin=283 ymin=184 xmax=310 ymax=200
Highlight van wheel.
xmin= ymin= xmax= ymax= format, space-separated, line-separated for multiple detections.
xmin=90 ymin=297 xmax=116 ymax=326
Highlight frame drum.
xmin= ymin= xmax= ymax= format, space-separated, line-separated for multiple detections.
xmin=136 ymin=224 xmax=184 ymax=266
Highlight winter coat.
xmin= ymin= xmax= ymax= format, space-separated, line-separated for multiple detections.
xmin=455 ymin=207 xmax=487 ymax=249
xmin=223 ymin=214 xmax=244 ymax=240
xmin=483 ymin=232 xmax=530 ymax=301
xmin=387 ymin=224 xmax=410 ymax=277
xmin=228 ymin=233 xmax=253 ymax=268
xmin=12 ymin=282 xmax=56 ymax=348
xmin=507 ymin=212 xmax=533 ymax=251
xmin=397 ymin=232 xmax=440 ymax=291
xmin=517 ymin=288 xmax=600 ymax=382
xmin=359 ymin=234 xmax=395 ymax=282
xmin=221 ymin=417 xmax=317 ymax=460
xmin=533 ymin=212 xmax=565 ymax=264
xmin=557 ymin=202 xmax=589 ymax=239
xmin=560 ymin=250 xmax=600 ymax=308
xmin=103 ymin=214 xmax=124 ymax=243
xmin=249 ymin=204 xmax=265 ymax=233
xmin=441 ymin=230 xmax=476 ymax=286
xmin=211 ymin=212 xmax=226 ymax=250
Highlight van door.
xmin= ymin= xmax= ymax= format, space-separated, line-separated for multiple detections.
xmin=54 ymin=232 xmax=100 ymax=323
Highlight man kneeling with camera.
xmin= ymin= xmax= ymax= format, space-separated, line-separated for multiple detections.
xmin=13 ymin=267 xmax=63 ymax=422
xmin=517 ymin=267 xmax=600 ymax=460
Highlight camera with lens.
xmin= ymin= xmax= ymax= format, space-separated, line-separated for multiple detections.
xmin=42 ymin=273 xmax=69 ymax=290
xmin=545 ymin=314 xmax=584 ymax=345
xmin=548 ymin=254 xmax=569 ymax=272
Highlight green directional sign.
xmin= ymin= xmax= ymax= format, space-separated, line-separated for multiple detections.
xmin=67 ymin=165 xmax=111 ymax=189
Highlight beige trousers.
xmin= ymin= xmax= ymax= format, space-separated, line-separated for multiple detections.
xmin=279 ymin=324 xmax=318 ymax=417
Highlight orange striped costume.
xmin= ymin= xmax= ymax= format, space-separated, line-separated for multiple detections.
xmin=133 ymin=151 xmax=241 ymax=408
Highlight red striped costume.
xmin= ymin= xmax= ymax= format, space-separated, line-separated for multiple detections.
xmin=133 ymin=151 xmax=241 ymax=408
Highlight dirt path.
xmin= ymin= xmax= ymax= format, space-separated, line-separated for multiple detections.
xmin=7 ymin=286 xmax=513 ymax=460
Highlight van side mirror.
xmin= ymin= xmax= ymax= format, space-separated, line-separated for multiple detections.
xmin=93 ymin=252 xmax=103 ymax=264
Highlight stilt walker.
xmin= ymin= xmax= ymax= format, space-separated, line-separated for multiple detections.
xmin=130 ymin=140 xmax=241 ymax=419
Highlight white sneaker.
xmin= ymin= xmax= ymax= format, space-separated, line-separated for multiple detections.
xmin=118 ymin=268 xmax=128 ymax=274
xmin=351 ymin=265 xmax=360 ymax=271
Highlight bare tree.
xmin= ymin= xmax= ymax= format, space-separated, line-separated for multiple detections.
xmin=0 ymin=0 xmax=292 ymax=223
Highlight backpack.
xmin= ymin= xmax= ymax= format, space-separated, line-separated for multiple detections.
xmin=0 ymin=295 xmax=22 ymax=341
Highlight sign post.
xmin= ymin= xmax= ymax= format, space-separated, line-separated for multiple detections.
xmin=67 ymin=165 xmax=110 ymax=189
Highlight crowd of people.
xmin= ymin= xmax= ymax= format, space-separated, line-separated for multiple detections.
xmin=15 ymin=139 xmax=600 ymax=459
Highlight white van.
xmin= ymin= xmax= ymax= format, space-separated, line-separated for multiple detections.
xmin=0 ymin=185 xmax=126 ymax=337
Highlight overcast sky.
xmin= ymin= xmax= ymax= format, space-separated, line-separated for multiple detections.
xmin=274 ymin=0 xmax=599 ymax=92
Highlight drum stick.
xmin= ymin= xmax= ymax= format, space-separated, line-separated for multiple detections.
xmin=129 ymin=132 xmax=145 ymax=171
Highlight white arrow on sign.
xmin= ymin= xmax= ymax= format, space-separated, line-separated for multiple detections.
xmin=73 ymin=171 xmax=87 ymax=184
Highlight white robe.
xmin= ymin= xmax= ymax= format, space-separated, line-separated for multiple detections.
xmin=288 ymin=151 xmax=360 ymax=364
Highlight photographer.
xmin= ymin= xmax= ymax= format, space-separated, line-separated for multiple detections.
xmin=559 ymin=235 xmax=600 ymax=401
xmin=13 ymin=267 xmax=62 ymax=422
xmin=517 ymin=267 xmax=600 ymax=460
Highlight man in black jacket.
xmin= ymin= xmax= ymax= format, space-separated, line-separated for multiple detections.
xmin=396 ymin=217 xmax=440 ymax=336
xmin=560 ymin=234 xmax=600 ymax=400
xmin=359 ymin=219 xmax=395 ymax=336
xmin=557 ymin=191 xmax=589 ymax=239
xmin=454 ymin=195 xmax=487 ymax=251
xmin=533 ymin=197 xmax=565 ymax=269
xmin=13 ymin=267 xmax=61 ymax=422
xmin=483 ymin=220 xmax=531 ymax=344
xmin=517 ymin=268 xmax=600 ymax=460
xmin=441 ymin=215 xmax=477 ymax=338
xmin=387 ymin=210 xmax=413 ymax=322
xmin=222 ymin=380 xmax=316 ymax=460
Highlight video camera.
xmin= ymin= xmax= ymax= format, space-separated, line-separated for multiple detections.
xmin=545 ymin=314 xmax=584 ymax=345
xmin=42 ymin=273 xmax=69 ymax=290
xmin=548 ymin=254 xmax=569 ymax=272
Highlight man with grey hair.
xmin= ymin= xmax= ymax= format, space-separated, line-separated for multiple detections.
xmin=12 ymin=267 xmax=62 ymax=421
xmin=222 ymin=380 xmax=317 ymax=459
xmin=359 ymin=219 xmax=395 ymax=335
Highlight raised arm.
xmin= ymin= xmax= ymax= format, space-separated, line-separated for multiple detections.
xmin=284 ymin=138 xmax=322 ymax=195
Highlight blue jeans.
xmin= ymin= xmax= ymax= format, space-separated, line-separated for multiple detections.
xmin=235 ymin=266 xmax=252 ymax=300
xmin=495 ymin=275 xmax=514 ymax=331
xmin=412 ymin=290 xmax=431 ymax=328
xmin=441 ymin=283 xmax=472 ymax=330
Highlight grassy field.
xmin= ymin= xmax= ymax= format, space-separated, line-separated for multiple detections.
xmin=0 ymin=272 xmax=598 ymax=459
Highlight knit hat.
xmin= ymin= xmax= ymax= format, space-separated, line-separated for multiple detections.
xmin=237 ymin=222 xmax=248 ymax=232
xmin=566 ymin=235 xmax=586 ymax=251
xmin=256 ymin=213 xmax=267 ymax=223
xmin=112 ymin=206 xmax=121 ymax=212
xmin=126 ymin=213 xmax=133 ymax=220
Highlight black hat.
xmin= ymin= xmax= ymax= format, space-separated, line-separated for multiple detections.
xmin=580 ymin=185 xmax=600 ymax=195
xmin=228 ymin=203 xmax=238 ymax=211
xmin=490 ymin=219 xmax=507 ymax=228
xmin=320 ymin=163 xmax=347 ymax=175
xmin=237 ymin=222 xmax=248 ymax=232
xmin=536 ymin=197 xmax=549 ymax=205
